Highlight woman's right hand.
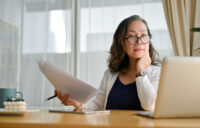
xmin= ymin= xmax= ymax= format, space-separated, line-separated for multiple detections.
xmin=55 ymin=90 xmax=82 ymax=108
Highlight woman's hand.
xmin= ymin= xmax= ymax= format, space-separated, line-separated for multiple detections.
xmin=55 ymin=90 xmax=82 ymax=108
xmin=136 ymin=50 xmax=151 ymax=72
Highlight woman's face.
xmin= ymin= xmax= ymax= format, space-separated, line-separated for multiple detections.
xmin=124 ymin=20 xmax=150 ymax=59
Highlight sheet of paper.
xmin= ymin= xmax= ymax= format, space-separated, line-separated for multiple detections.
xmin=38 ymin=61 xmax=97 ymax=103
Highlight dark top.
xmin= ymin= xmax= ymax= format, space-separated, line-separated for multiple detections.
xmin=106 ymin=76 xmax=143 ymax=110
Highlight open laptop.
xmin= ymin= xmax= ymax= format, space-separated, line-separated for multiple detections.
xmin=137 ymin=57 xmax=200 ymax=118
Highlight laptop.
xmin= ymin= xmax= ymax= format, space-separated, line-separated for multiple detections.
xmin=137 ymin=57 xmax=200 ymax=118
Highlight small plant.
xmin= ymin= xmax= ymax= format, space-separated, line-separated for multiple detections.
xmin=191 ymin=28 xmax=200 ymax=32
xmin=191 ymin=28 xmax=200 ymax=55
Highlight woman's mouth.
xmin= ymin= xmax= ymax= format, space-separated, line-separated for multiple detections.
xmin=134 ymin=49 xmax=144 ymax=51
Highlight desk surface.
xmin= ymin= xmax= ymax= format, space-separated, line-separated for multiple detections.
xmin=1 ymin=109 xmax=200 ymax=128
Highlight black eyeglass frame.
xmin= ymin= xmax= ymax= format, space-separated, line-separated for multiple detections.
xmin=124 ymin=35 xmax=150 ymax=45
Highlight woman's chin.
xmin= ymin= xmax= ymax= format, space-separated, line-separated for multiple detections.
xmin=133 ymin=53 xmax=144 ymax=59
xmin=134 ymin=56 xmax=142 ymax=59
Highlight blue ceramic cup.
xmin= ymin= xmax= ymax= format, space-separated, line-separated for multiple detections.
xmin=0 ymin=88 xmax=18 ymax=108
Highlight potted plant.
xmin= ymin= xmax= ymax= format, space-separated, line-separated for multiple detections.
xmin=191 ymin=27 xmax=200 ymax=55
xmin=191 ymin=27 xmax=200 ymax=32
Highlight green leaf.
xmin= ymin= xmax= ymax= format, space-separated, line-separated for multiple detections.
xmin=191 ymin=28 xmax=200 ymax=32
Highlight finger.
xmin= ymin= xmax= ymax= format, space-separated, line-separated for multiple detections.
xmin=67 ymin=99 xmax=81 ymax=108
xmin=54 ymin=89 xmax=57 ymax=95
xmin=146 ymin=49 xmax=149 ymax=56
xmin=62 ymin=94 xmax=70 ymax=101
xmin=66 ymin=100 xmax=74 ymax=106
xmin=57 ymin=91 xmax=62 ymax=100
xmin=73 ymin=108 xmax=82 ymax=112
xmin=145 ymin=50 xmax=151 ymax=64
xmin=61 ymin=94 xmax=71 ymax=104
xmin=143 ymin=48 xmax=149 ymax=56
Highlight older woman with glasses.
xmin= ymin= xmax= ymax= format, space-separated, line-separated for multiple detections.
xmin=56 ymin=15 xmax=161 ymax=111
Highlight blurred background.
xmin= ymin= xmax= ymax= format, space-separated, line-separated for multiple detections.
xmin=0 ymin=0 xmax=173 ymax=107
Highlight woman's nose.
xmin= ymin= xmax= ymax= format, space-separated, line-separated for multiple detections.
xmin=135 ymin=38 xmax=142 ymax=45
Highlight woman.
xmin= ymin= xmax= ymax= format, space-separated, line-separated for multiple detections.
xmin=56 ymin=15 xmax=161 ymax=111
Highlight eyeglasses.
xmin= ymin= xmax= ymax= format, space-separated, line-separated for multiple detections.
xmin=124 ymin=35 xmax=150 ymax=45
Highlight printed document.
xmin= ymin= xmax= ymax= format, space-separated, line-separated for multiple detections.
xmin=38 ymin=61 xmax=97 ymax=103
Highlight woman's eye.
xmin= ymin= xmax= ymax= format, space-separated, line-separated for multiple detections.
xmin=130 ymin=35 xmax=136 ymax=37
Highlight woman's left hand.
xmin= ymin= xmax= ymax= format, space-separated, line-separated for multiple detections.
xmin=136 ymin=50 xmax=151 ymax=72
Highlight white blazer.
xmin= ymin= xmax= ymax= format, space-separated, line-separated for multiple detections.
xmin=84 ymin=65 xmax=161 ymax=111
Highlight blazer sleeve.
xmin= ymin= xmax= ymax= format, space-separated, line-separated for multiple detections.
xmin=83 ymin=70 xmax=109 ymax=110
xmin=136 ymin=66 xmax=161 ymax=111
